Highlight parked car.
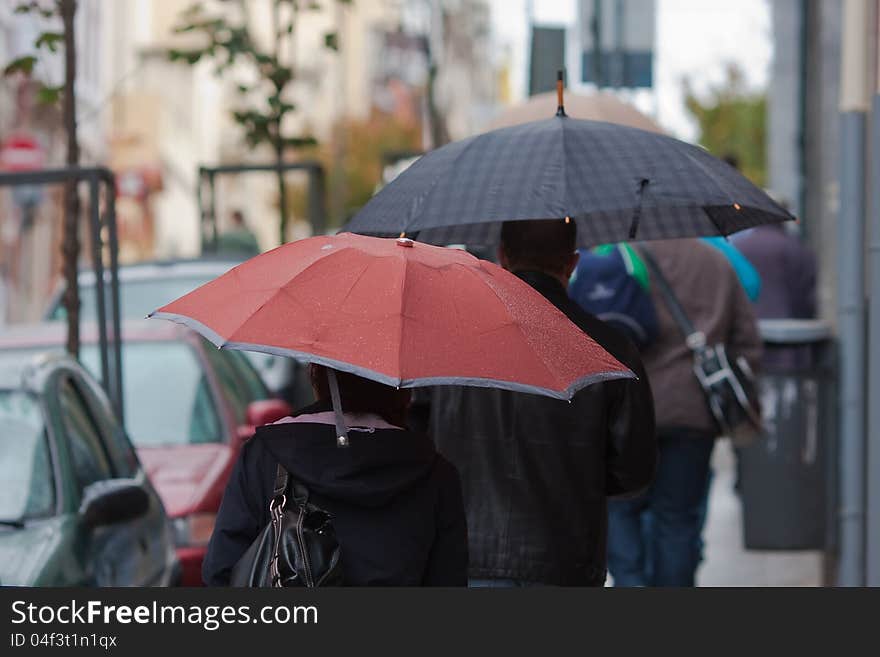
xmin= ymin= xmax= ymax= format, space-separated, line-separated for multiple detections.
xmin=0 ymin=351 xmax=179 ymax=586
xmin=0 ymin=321 xmax=292 ymax=585
xmin=43 ymin=258 xmax=312 ymax=408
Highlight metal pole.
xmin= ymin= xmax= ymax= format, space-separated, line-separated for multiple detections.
xmin=837 ymin=0 xmax=871 ymax=587
xmin=309 ymin=165 xmax=327 ymax=236
xmin=797 ymin=0 xmax=810 ymax=225
xmin=866 ymin=0 xmax=880 ymax=587
xmin=102 ymin=173 xmax=124 ymax=425
xmin=525 ymin=0 xmax=534 ymax=96
xmin=208 ymin=171 xmax=218 ymax=253
xmin=592 ymin=0 xmax=603 ymax=87
xmin=87 ymin=174 xmax=110 ymax=398
xmin=197 ymin=168 xmax=206 ymax=254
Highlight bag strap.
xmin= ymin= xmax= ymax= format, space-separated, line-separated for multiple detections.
xmin=639 ymin=245 xmax=706 ymax=351
xmin=271 ymin=463 xmax=310 ymax=510
xmin=272 ymin=464 xmax=288 ymax=499
xmin=327 ymin=368 xmax=350 ymax=448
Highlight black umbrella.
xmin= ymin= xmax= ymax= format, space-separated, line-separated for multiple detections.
xmin=346 ymin=96 xmax=792 ymax=248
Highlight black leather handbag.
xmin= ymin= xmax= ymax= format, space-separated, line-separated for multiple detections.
xmin=640 ymin=246 xmax=763 ymax=446
xmin=229 ymin=464 xmax=344 ymax=587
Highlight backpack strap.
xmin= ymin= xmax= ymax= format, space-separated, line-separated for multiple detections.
xmin=639 ymin=245 xmax=707 ymax=351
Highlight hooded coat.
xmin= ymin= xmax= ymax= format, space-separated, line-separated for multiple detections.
xmin=202 ymin=401 xmax=468 ymax=586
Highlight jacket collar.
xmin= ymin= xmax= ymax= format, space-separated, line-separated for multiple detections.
xmin=513 ymin=270 xmax=569 ymax=305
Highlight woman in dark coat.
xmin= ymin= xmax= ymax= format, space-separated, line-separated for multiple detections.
xmin=202 ymin=365 xmax=468 ymax=586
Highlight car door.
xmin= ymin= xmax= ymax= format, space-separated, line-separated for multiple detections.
xmin=76 ymin=370 xmax=176 ymax=586
xmin=55 ymin=373 xmax=155 ymax=586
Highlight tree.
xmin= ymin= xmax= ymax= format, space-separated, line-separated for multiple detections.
xmin=684 ymin=63 xmax=767 ymax=186
xmin=289 ymin=114 xmax=422 ymax=224
xmin=4 ymin=0 xmax=81 ymax=357
xmin=168 ymin=0 xmax=349 ymax=245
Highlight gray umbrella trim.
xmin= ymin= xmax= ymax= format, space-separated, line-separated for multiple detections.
xmin=148 ymin=310 xmax=635 ymax=400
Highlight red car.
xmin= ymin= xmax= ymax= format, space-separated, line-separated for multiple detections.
xmin=0 ymin=321 xmax=291 ymax=585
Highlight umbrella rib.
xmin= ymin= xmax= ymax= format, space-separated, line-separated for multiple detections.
xmin=472 ymin=266 xmax=570 ymax=390
xmin=224 ymin=247 xmax=351 ymax=345
xmin=403 ymin=132 xmax=486 ymax=232
xmin=681 ymin=145 xmax=737 ymax=209
xmin=559 ymin=117 xmax=569 ymax=217
xmin=395 ymin=254 xmax=409 ymax=385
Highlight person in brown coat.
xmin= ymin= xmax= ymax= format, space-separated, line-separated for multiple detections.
xmin=607 ymin=238 xmax=762 ymax=587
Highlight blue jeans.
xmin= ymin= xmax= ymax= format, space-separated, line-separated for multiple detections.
xmin=607 ymin=430 xmax=715 ymax=587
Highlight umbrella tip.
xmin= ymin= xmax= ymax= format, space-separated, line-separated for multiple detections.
xmin=556 ymin=70 xmax=566 ymax=118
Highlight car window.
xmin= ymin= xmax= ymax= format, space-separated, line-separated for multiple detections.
xmin=49 ymin=276 xmax=216 ymax=321
xmin=0 ymin=390 xmax=55 ymax=521
xmin=81 ymin=341 xmax=222 ymax=447
xmin=77 ymin=373 xmax=139 ymax=478
xmin=58 ymin=378 xmax=114 ymax=494
xmin=228 ymin=351 xmax=270 ymax=402
xmin=199 ymin=341 xmax=253 ymax=425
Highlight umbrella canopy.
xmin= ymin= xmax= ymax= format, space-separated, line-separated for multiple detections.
xmin=489 ymin=90 xmax=664 ymax=133
xmin=149 ymin=233 xmax=633 ymax=400
xmin=345 ymin=115 xmax=794 ymax=249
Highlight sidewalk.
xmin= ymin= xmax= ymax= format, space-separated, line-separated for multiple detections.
xmin=697 ymin=440 xmax=823 ymax=587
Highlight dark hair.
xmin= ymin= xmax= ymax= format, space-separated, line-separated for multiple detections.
xmin=500 ymin=219 xmax=577 ymax=275
xmin=722 ymin=153 xmax=740 ymax=170
xmin=231 ymin=209 xmax=245 ymax=225
xmin=309 ymin=364 xmax=411 ymax=428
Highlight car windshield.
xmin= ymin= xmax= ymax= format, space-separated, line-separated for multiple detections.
xmin=80 ymin=342 xmax=222 ymax=447
xmin=0 ymin=390 xmax=54 ymax=523
xmin=49 ymin=276 xmax=213 ymax=321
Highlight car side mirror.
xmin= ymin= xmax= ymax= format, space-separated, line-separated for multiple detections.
xmin=234 ymin=400 xmax=293 ymax=449
xmin=79 ymin=479 xmax=150 ymax=529
xmin=245 ymin=399 xmax=292 ymax=428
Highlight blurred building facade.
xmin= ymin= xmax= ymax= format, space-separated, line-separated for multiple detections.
xmin=0 ymin=0 xmax=500 ymax=323
xmin=0 ymin=0 xmax=108 ymax=322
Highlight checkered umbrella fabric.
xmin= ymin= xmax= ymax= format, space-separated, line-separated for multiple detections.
xmin=345 ymin=116 xmax=793 ymax=249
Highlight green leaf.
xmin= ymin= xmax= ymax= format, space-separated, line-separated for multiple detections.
xmin=167 ymin=48 xmax=205 ymax=64
xmin=281 ymin=136 xmax=317 ymax=148
xmin=35 ymin=84 xmax=62 ymax=105
xmin=34 ymin=32 xmax=64 ymax=53
xmin=324 ymin=32 xmax=339 ymax=51
xmin=3 ymin=55 xmax=38 ymax=77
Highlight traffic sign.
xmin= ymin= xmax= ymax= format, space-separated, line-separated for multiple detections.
xmin=0 ymin=132 xmax=45 ymax=172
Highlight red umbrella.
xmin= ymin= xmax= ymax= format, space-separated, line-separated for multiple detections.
xmin=149 ymin=233 xmax=632 ymax=400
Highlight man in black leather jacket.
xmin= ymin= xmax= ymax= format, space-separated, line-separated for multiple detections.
xmin=430 ymin=219 xmax=657 ymax=586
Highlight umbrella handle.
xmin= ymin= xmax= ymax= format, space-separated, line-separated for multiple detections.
xmin=327 ymin=369 xmax=350 ymax=447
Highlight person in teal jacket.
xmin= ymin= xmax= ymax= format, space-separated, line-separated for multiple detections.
xmin=702 ymin=237 xmax=761 ymax=302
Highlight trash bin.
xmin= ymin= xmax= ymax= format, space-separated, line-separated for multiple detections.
xmin=739 ymin=319 xmax=835 ymax=550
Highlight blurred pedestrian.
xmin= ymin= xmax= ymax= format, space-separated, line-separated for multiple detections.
xmin=203 ymin=364 xmax=468 ymax=586
xmin=216 ymin=209 xmax=260 ymax=257
xmin=702 ymin=237 xmax=762 ymax=302
xmin=607 ymin=239 xmax=761 ymax=587
xmin=430 ymin=219 xmax=657 ymax=587
xmin=732 ymin=223 xmax=817 ymax=368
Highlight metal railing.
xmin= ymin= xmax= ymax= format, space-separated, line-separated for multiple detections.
xmin=0 ymin=166 xmax=123 ymax=423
